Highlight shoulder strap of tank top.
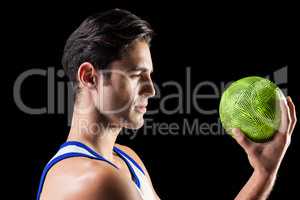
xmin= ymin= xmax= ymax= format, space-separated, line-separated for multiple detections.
xmin=113 ymin=146 xmax=145 ymax=188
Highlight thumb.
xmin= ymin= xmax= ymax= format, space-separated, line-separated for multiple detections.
xmin=232 ymin=128 xmax=252 ymax=152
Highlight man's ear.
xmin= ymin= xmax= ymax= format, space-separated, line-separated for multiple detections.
xmin=77 ymin=62 xmax=98 ymax=89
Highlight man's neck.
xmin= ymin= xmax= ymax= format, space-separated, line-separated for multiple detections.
xmin=67 ymin=104 xmax=122 ymax=163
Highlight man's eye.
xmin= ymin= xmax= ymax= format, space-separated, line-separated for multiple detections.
xmin=131 ymin=74 xmax=142 ymax=78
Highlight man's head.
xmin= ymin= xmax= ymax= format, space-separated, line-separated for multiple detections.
xmin=62 ymin=9 xmax=155 ymax=129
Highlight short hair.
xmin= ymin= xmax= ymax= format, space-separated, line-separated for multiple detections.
xmin=61 ymin=8 xmax=154 ymax=98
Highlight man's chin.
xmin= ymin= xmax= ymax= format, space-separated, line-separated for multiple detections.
xmin=123 ymin=118 xmax=144 ymax=130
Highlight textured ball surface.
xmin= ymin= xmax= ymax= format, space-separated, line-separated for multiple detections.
xmin=219 ymin=76 xmax=282 ymax=143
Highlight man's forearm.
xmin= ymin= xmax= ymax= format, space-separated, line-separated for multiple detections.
xmin=235 ymin=170 xmax=278 ymax=200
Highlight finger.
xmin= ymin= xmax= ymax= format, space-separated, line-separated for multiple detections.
xmin=287 ymin=96 xmax=297 ymax=135
xmin=278 ymin=97 xmax=292 ymax=134
xmin=232 ymin=128 xmax=254 ymax=153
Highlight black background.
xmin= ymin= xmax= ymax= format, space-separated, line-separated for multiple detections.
xmin=5 ymin=1 xmax=299 ymax=199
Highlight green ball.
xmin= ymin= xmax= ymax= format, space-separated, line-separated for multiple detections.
xmin=219 ymin=76 xmax=282 ymax=143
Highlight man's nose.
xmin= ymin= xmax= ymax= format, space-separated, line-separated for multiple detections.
xmin=140 ymin=77 xmax=155 ymax=98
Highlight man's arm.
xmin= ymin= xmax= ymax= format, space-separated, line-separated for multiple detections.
xmin=234 ymin=168 xmax=278 ymax=200
xmin=41 ymin=159 xmax=143 ymax=200
xmin=233 ymin=97 xmax=297 ymax=200
xmin=75 ymin=166 xmax=143 ymax=200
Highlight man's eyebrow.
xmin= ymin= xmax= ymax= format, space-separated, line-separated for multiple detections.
xmin=128 ymin=66 xmax=153 ymax=73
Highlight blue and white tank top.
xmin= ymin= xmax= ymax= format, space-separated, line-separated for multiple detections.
xmin=36 ymin=141 xmax=156 ymax=200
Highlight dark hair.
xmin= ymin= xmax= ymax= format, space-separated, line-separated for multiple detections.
xmin=62 ymin=8 xmax=154 ymax=96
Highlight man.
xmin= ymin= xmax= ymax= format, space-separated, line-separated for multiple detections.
xmin=37 ymin=8 xmax=297 ymax=200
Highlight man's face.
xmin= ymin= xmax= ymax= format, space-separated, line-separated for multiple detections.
xmin=96 ymin=40 xmax=155 ymax=129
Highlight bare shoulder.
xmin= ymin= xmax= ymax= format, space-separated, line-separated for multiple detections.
xmin=41 ymin=157 xmax=141 ymax=200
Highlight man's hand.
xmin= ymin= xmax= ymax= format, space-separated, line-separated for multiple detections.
xmin=232 ymin=96 xmax=297 ymax=200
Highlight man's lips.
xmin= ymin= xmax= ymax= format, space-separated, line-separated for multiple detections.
xmin=135 ymin=105 xmax=147 ymax=113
